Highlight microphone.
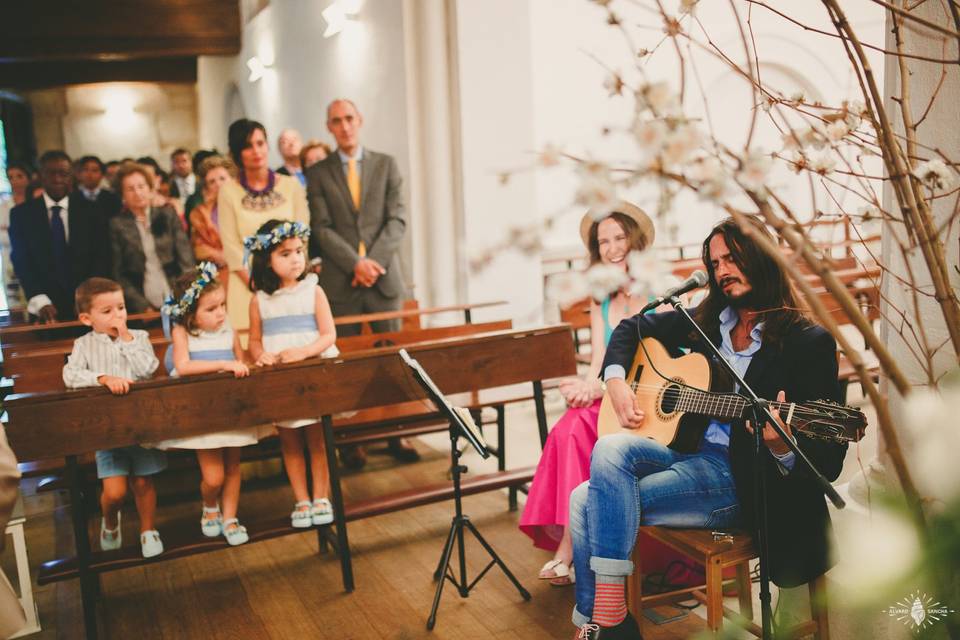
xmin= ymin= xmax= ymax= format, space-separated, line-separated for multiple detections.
xmin=639 ymin=270 xmax=709 ymax=314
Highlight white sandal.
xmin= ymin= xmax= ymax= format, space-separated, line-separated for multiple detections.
xmin=291 ymin=501 xmax=313 ymax=528
xmin=223 ymin=518 xmax=249 ymax=546
xmin=538 ymin=558 xmax=571 ymax=580
xmin=201 ymin=504 xmax=222 ymax=537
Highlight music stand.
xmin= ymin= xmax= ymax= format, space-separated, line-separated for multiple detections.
xmin=398 ymin=349 xmax=531 ymax=630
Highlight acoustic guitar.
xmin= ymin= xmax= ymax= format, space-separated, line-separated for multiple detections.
xmin=597 ymin=337 xmax=867 ymax=452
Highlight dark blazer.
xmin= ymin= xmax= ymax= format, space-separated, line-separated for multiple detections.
xmin=74 ymin=189 xmax=123 ymax=220
xmin=109 ymin=206 xmax=195 ymax=312
xmin=306 ymin=150 xmax=406 ymax=302
xmin=8 ymin=194 xmax=110 ymax=318
xmin=602 ymin=310 xmax=846 ymax=588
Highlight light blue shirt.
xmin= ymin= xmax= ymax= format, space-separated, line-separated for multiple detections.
xmin=338 ymin=147 xmax=364 ymax=175
xmin=604 ymin=306 xmax=795 ymax=469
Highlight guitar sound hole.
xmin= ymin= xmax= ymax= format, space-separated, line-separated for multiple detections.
xmin=660 ymin=383 xmax=682 ymax=415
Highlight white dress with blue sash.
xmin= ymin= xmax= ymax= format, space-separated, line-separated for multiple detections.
xmin=156 ymin=321 xmax=260 ymax=449
xmin=257 ymin=273 xmax=339 ymax=429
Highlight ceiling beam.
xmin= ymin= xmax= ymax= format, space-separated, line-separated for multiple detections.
xmin=0 ymin=0 xmax=240 ymax=62
xmin=0 ymin=58 xmax=198 ymax=89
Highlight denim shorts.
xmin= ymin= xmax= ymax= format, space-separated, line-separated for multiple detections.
xmin=95 ymin=446 xmax=168 ymax=479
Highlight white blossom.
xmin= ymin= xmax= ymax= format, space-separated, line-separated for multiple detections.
xmin=901 ymin=386 xmax=960 ymax=504
xmin=538 ymin=143 xmax=562 ymax=167
xmin=632 ymin=119 xmax=668 ymax=155
xmin=679 ymin=0 xmax=699 ymax=15
xmin=626 ymin=251 xmax=677 ymax=299
xmin=788 ymin=90 xmax=805 ymax=103
xmin=826 ymin=120 xmax=849 ymax=142
xmin=736 ymin=151 xmax=771 ymax=194
xmin=604 ymin=72 xmax=624 ymax=97
xmin=847 ymin=99 xmax=867 ymax=116
xmin=507 ymin=224 xmax=542 ymax=254
xmin=801 ymin=127 xmax=827 ymax=151
xmin=809 ymin=152 xmax=836 ymax=175
xmin=636 ymin=81 xmax=680 ymax=116
xmin=585 ymin=263 xmax=630 ymax=301
xmin=688 ymin=156 xmax=729 ymax=202
xmin=546 ymin=272 xmax=590 ymax=308
xmin=781 ymin=131 xmax=802 ymax=152
xmin=912 ymin=159 xmax=956 ymax=190
xmin=832 ymin=507 xmax=921 ymax=605
xmin=661 ymin=123 xmax=700 ymax=166
xmin=575 ymin=163 xmax=618 ymax=215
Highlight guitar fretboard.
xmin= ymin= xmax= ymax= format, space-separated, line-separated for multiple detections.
xmin=632 ymin=382 xmax=789 ymax=421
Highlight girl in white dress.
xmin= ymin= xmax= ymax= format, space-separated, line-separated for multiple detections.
xmin=159 ymin=262 xmax=256 ymax=545
xmin=245 ymin=220 xmax=338 ymax=528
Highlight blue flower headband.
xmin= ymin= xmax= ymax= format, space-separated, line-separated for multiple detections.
xmin=160 ymin=261 xmax=220 ymax=337
xmin=242 ymin=220 xmax=311 ymax=268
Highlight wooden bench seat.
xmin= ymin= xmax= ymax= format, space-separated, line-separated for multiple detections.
xmin=36 ymin=465 xmax=536 ymax=585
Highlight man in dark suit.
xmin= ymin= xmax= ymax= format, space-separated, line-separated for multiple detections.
xmin=568 ymin=218 xmax=847 ymax=639
xmin=75 ymin=155 xmax=122 ymax=219
xmin=9 ymin=150 xmax=111 ymax=322
xmin=307 ymin=98 xmax=414 ymax=465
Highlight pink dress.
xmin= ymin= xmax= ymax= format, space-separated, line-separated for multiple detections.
xmin=519 ymin=298 xmax=615 ymax=551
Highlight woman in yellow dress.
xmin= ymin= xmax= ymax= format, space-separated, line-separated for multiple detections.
xmin=218 ymin=119 xmax=309 ymax=333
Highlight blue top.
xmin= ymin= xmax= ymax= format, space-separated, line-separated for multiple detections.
xmin=600 ymin=297 xmax=615 ymax=346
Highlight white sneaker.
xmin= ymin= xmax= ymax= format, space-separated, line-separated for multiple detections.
xmin=140 ymin=530 xmax=164 ymax=558
xmin=100 ymin=513 xmax=122 ymax=551
xmin=311 ymin=498 xmax=334 ymax=526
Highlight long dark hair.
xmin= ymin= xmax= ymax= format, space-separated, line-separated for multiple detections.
xmin=587 ymin=212 xmax=649 ymax=266
xmin=693 ymin=217 xmax=808 ymax=348
xmin=248 ymin=219 xmax=307 ymax=295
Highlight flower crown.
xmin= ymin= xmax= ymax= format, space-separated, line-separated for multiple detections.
xmin=242 ymin=220 xmax=311 ymax=267
xmin=160 ymin=261 xmax=220 ymax=335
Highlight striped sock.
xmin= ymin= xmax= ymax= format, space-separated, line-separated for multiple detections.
xmin=593 ymin=576 xmax=627 ymax=627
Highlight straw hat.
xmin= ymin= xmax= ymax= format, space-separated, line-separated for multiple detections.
xmin=579 ymin=201 xmax=655 ymax=249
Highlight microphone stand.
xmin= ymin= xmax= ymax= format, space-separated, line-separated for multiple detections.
xmin=667 ymin=297 xmax=845 ymax=639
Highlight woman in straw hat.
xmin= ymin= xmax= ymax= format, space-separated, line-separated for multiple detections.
xmin=520 ymin=201 xmax=655 ymax=586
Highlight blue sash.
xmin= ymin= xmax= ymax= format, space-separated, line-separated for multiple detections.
xmin=262 ymin=313 xmax=317 ymax=336
xmin=165 ymin=346 xmax=235 ymax=375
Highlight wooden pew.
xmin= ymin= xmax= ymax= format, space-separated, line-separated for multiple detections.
xmin=0 ymin=300 xmax=508 ymax=347
xmin=4 ymin=325 xmax=577 ymax=639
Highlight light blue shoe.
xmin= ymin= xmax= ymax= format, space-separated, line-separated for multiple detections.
xmin=140 ymin=530 xmax=164 ymax=558
xmin=201 ymin=504 xmax=222 ymax=537
xmin=223 ymin=518 xmax=249 ymax=546
xmin=291 ymin=501 xmax=313 ymax=528
xmin=100 ymin=513 xmax=122 ymax=551
xmin=311 ymin=498 xmax=334 ymax=526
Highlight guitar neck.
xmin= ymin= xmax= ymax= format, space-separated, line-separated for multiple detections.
xmin=669 ymin=386 xmax=788 ymax=422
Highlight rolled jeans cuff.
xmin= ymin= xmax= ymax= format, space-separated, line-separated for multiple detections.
xmin=572 ymin=606 xmax=591 ymax=627
xmin=590 ymin=556 xmax=634 ymax=577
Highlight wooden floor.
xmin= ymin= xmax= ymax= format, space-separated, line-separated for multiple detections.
xmin=6 ymin=439 xmax=713 ymax=640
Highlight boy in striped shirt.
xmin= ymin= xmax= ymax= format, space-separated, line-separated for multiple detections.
xmin=63 ymin=277 xmax=167 ymax=558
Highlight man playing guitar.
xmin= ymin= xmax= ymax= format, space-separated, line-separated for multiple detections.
xmin=570 ymin=217 xmax=847 ymax=639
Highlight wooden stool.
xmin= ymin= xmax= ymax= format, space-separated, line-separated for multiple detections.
xmin=626 ymin=527 xmax=829 ymax=639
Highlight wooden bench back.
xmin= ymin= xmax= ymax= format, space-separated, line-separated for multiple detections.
xmin=4 ymin=325 xmax=577 ymax=461
xmin=1 ymin=320 xmax=514 ymax=395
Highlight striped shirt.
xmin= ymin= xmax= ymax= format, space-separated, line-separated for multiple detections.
xmin=62 ymin=329 xmax=159 ymax=389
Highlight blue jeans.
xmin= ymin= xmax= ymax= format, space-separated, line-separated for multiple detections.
xmin=570 ymin=433 xmax=740 ymax=626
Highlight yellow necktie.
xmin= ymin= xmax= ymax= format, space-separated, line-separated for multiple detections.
xmin=347 ymin=158 xmax=361 ymax=210
xmin=347 ymin=158 xmax=366 ymax=256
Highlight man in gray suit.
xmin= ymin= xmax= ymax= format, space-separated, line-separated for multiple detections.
xmin=307 ymin=99 xmax=406 ymax=334
xmin=307 ymin=98 xmax=416 ymax=465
